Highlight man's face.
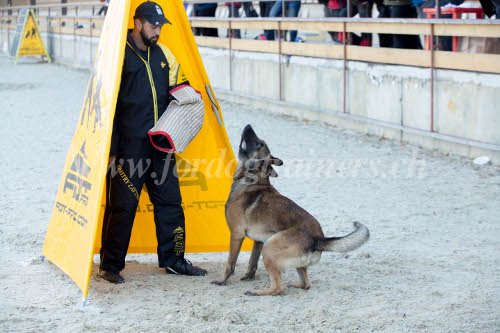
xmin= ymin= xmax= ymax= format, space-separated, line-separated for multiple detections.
xmin=139 ymin=20 xmax=162 ymax=46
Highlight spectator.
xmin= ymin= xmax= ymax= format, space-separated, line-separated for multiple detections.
xmin=98 ymin=0 xmax=110 ymax=16
xmin=193 ymin=2 xmax=218 ymax=37
xmin=479 ymin=0 xmax=500 ymax=17
xmin=322 ymin=0 xmax=373 ymax=46
xmin=226 ymin=1 xmax=242 ymax=38
xmin=376 ymin=0 xmax=393 ymax=47
xmin=243 ymin=1 xmax=259 ymax=17
xmin=319 ymin=0 xmax=347 ymax=44
xmin=348 ymin=0 xmax=374 ymax=46
xmin=494 ymin=0 xmax=500 ymax=16
xmin=255 ymin=0 xmax=276 ymax=40
xmin=380 ymin=0 xmax=422 ymax=49
xmin=265 ymin=0 xmax=302 ymax=42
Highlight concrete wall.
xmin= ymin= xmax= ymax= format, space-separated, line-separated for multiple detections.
xmin=1 ymin=27 xmax=499 ymax=163
xmin=201 ymin=47 xmax=500 ymax=163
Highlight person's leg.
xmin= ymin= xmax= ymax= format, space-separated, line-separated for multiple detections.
xmin=265 ymin=0 xmax=283 ymax=40
xmin=259 ymin=1 xmax=267 ymax=15
xmin=146 ymin=150 xmax=207 ymax=276
xmin=228 ymin=4 xmax=241 ymax=38
xmin=234 ymin=4 xmax=242 ymax=38
xmin=287 ymin=1 xmax=301 ymax=41
xmin=376 ymin=1 xmax=392 ymax=47
xmin=391 ymin=5 xmax=421 ymax=49
xmin=406 ymin=5 xmax=422 ymax=49
xmin=145 ymin=150 xmax=185 ymax=268
xmin=100 ymin=138 xmax=149 ymax=275
xmin=327 ymin=8 xmax=344 ymax=43
xmin=347 ymin=4 xmax=360 ymax=45
xmin=262 ymin=1 xmax=276 ymax=39
xmin=206 ymin=5 xmax=219 ymax=37
xmin=324 ymin=6 xmax=337 ymax=41
xmin=336 ymin=6 xmax=350 ymax=43
xmin=198 ymin=5 xmax=219 ymax=37
xmin=439 ymin=13 xmax=452 ymax=51
xmin=243 ymin=2 xmax=258 ymax=17
xmin=357 ymin=1 xmax=373 ymax=46
xmin=264 ymin=1 xmax=276 ymax=17
xmin=193 ymin=6 xmax=201 ymax=36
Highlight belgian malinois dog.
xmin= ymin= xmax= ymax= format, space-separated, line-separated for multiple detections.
xmin=212 ymin=125 xmax=370 ymax=296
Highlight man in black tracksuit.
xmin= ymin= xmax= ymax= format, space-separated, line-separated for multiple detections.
xmin=98 ymin=1 xmax=207 ymax=284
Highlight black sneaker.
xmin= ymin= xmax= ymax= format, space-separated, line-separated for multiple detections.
xmin=165 ymin=259 xmax=207 ymax=276
xmin=97 ymin=268 xmax=125 ymax=284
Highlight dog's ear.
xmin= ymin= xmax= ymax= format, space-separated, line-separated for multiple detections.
xmin=265 ymin=164 xmax=278 ymax=177
xmin=270 ymin=155 xmax=283 ymax=166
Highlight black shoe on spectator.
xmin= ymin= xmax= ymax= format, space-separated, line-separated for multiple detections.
xmin=97 ymin=268 xmax=125 ymax=284
xmin=165 ymin=259 xmax=207 ymax=276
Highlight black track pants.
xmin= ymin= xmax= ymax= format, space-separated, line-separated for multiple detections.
xmin=100 ymin=137 xmax=185 ymax=273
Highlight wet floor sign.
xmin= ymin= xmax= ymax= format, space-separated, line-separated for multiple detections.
xmin=10 ymin=8 xmax=51 ymax=63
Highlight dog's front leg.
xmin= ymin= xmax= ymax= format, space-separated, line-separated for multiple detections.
xmin=241 ymin=241 xmax=263 ymax=281
xmin=211 ymin=235 xmax=244 ymax=286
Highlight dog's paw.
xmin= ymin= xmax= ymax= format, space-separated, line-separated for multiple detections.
xmin=287 ymin=282 xmax=311 ymax=290
xmin=240 ymin=272 xmax=256 ymax=281
xmin=211 ymin=279 xmax=227 ymax=286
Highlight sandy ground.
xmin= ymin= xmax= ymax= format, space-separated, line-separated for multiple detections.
xmin=0 ymin=55 xmax=499 ymax=333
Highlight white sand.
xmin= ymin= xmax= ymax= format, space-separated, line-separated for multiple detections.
xmin=0 ymin=56 xmax=499 ymax=332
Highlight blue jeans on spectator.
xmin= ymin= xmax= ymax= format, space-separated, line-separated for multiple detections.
xmin=265 ymin=0 xmax=301 ymax=42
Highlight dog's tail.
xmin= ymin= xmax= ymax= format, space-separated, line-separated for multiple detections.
xmin=315 ymin=222 xmax=369 ymax=252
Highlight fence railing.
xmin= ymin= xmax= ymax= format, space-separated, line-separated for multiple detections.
xmin=1 ymin=12 xmax=499 ymax=73
xmin=0 ymin=11 xmax=500 ymax=73
xmin=1 ymin=2 xmax=499 ymax=145
xmin=191 ymin=18 xmax=500 ymax=73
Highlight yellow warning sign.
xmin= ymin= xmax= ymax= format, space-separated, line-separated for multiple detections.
xmin=11 ymin=9 xmax=50 ymax=62
xmin=42 ymin=0 xmax=251 ymax=300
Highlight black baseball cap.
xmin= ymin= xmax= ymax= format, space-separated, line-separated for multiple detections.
xmin=134 ymin=1 xmax=171 ymax=26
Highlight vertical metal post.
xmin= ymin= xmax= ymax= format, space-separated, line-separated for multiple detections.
xmin=430 ymin=23 xmax=435 ymax=132
xmin=73 ymin=16 xmax=76 ymax=64
xmin=59 ymin=17 xmax=61 ymax=58
xmin=0 ymin=10 xmax=3 ymax=52
xmin=343 ymin=21 xmax=347 ymax=113
xmin=90 ymin=16 xmax=93 ymax=66
xmin=46 ymin=10 xmax=50 ymax=58
xmin=229 ymin=19 xmax=233 ymax=91
xmin=7 ymin=10 xmax=10 ymax=53
xmin=230 ymin=0 xmax=234 ymax=38
xmin=281 ymin=0 xmax=285 ymax=41
xmin=278 ymin=20 xmax=282 ymax=100
xmin=434 ymin=0 xmax=440 ymax=50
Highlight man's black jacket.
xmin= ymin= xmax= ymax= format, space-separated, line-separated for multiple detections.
xmin=110 ymin=32 xmax=188 ymax=156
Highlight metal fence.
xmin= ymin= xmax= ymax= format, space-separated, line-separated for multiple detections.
xmin=1 ymin=1 xmax=499 ymax=125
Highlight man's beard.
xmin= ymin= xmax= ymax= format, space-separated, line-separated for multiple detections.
xmin=140 ymin=29 xmax=158 ymax=47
